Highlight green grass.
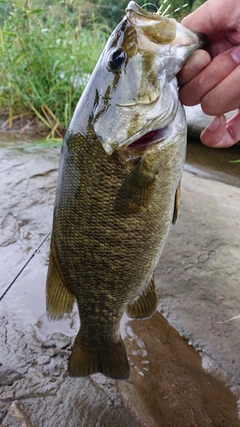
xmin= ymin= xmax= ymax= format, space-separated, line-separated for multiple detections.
xmin=0 ymin=1 xmax=108 ymax=137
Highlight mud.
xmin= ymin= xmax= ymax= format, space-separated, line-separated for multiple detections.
xmin=0 ymin=136 xmax=240 ymax=426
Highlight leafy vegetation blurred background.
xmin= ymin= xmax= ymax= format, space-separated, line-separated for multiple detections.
xmin=0 ymin=0 xmax=206 ymax=136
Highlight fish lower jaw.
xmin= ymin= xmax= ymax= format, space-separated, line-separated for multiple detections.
xmin=102 ymin=125 xmax=167 ymax=156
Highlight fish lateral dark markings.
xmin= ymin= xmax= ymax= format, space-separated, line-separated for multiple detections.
xmin=46 ymin=1 xmax=205 ymax=380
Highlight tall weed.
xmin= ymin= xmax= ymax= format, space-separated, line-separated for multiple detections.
xmin=0 ymin=1 xmax=108 ymax=136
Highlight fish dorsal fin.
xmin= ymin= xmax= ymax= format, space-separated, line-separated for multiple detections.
xmin=46 ymin=239 xmax=75 ymax=320
xmin=172 ymin=181 xmax=181 ymax=225
xmin=68 ymin=332 xmax=130 ymax=380
xmin=126 ymin=276 xmax=157 ymax=319
xmin=115 ymin=160 xmax=156 ymax=212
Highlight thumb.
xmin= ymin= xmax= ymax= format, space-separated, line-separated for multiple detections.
xmin=201 ymin=111 xmax=240 ymax=147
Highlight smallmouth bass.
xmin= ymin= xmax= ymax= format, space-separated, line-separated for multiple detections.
xmin=46 ymin=2 xmax=205 ymax=380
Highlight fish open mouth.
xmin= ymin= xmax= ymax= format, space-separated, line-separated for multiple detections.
xmin=127 ymin=127 xmax=168 ymax=150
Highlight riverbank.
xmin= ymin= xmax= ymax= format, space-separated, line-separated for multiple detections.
xmin=0 ymin=113 xmax=55 ymax=137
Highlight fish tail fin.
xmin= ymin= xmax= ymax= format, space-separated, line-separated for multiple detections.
xmin=68 ymin=332 xmax=130 ymax=380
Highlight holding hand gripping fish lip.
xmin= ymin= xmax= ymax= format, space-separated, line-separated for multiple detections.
xmin=46 ymin=2 xmax=205 ymax=380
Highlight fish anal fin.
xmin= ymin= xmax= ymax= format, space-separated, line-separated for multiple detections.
xmin=46 ymin=242 xmax=75 ymax=320
xmin=68 ymin=332 xmax=130 ymax=380
xmin=126 ymin=276 xmax=157 ymax=319
xmin=115 ymin=161 xmax=156 ymax=212
xmin=172 ymin=181 xmax=181 ymax=225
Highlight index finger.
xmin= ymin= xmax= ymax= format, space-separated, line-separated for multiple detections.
xmin=178 ymin=49 xmax=211 ymax=86
xmin=179 ymin=46 xmax=240 ymax=108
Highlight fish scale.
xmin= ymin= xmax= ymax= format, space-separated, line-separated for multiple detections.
xmin=46 ymin=1 xmax=205 ymax=379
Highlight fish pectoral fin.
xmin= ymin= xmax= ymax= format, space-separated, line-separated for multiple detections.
xmin=68 ymin=332 xmax=130 ymax=380
xmin=46 ymin=240 xmax=75 ymax=320
xmin=126 ymin=276 xmax=157 ymax=319
xmin=115 ymin=160 xmax=156 ymax=212
xmin=172 ymin=181 xmax=181 ymax=225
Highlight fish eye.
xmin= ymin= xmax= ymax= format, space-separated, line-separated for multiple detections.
xmin=107 ymin=49 xmax=126 ymax=72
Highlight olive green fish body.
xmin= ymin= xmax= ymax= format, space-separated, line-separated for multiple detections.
xmin=46 ymin=1 xmax=205 ymax=379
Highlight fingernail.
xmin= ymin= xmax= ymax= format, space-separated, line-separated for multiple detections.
xmin=188 ymin=51 xmax=210 ymax=72
xmin=230 ymin=46 xmax=240 ymax=64
xmin=208 ymin=115 xmax=223 ymax=132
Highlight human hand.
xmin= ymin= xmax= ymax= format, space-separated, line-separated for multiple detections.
xmin=178 ymin=0 xmax=240 ymax=147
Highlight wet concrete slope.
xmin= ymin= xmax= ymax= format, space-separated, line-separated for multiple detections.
xmin=0 ymin=138 xmax=240 ymax=426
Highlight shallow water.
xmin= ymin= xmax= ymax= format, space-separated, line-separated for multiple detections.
xmin=0 ymin=137 xmax=240 ymax=427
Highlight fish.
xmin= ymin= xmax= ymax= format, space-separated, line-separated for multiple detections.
xmin=46 ymin=1 xmax=205 ymax=380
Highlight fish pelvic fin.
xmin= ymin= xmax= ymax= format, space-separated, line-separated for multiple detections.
xmin=172 ymin=181 xmax=181 ymax=225
xmin=115 ymin=160 xmax=156 ymax=212
xmin=126 ymin=276 xmax=157 ymax=319
xmin=68 ymin=332 xmax=130 ymax=380
xmin=46 ymin=240 xmax=75 ymax=320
